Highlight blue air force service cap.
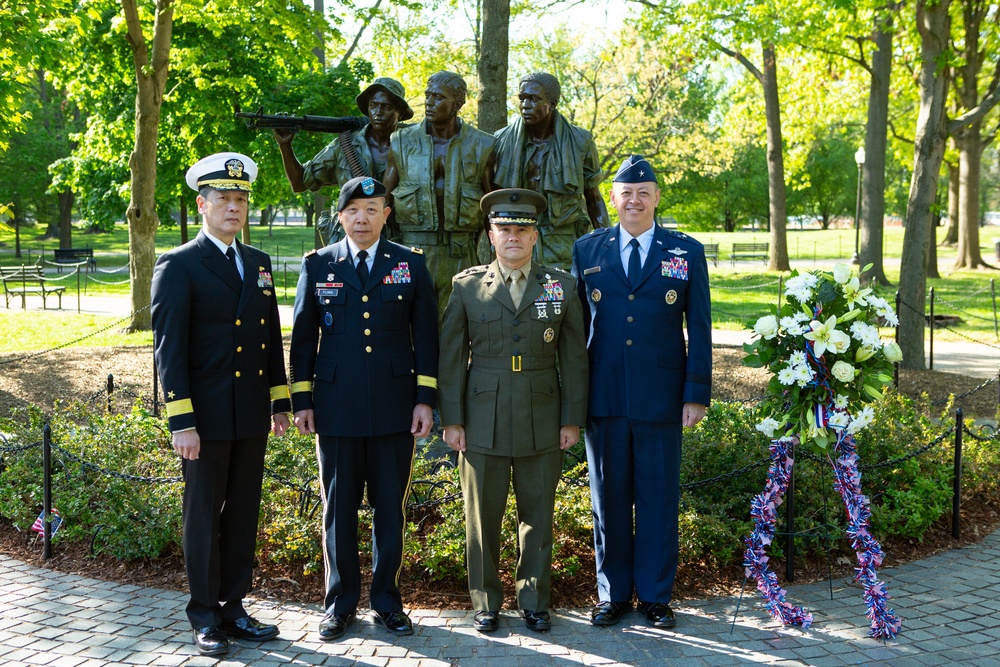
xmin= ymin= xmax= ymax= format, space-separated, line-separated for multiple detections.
xmin=480 ymin=188 xmax=547 ymax=226
xmin=186 ymin=152 xmax=257 ymax=192
xmin=613 ymin=154 xmax=656 ymax=183
xmin=337 ymin=176 xmax=387 ymax=212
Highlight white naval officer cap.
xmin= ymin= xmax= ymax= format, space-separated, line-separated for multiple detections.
xmin=185 ymin=152 xmax=257 ymax=192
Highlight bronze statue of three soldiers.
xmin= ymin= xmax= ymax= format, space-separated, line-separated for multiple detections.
xmin=274 ymin=70 xmax=610 ymax=313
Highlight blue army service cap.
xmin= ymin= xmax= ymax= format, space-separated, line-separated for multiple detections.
xmin=481 ymin=188 xmax=547 ymax=225
xmin=613 ymin=154 xmax=656 ymax=183
xmin=185 ymin=152 xmax=257 ymax=192
xmin=337 ymin=176 xmax=387 ymax=212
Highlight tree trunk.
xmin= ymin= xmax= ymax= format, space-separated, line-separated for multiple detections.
xmin=859 ymin=10 xmax=894 ymax=286
xmin=898 ymin=0 xmax=950 ymax=370
xmin=926 ymin=210 xmax=940 ymax=278
xmin=761 ymin=44 xmax=789 ymax=272
xmin=179 ymin=194 xmax=188 ymax=245
xmin=943 ymin=158 xmax=959 ymax=244
xmin=122 ymin=0 xmax=174 ymax=332
xmin=953 ymin=119 xmax=988 ymax=268
xmin=58 ymin=190 xmax=73 ymax=249
xmin=476 ymin=0 xmax=510 ymax=133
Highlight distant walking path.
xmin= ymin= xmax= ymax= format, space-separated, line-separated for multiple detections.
xmin=5 ymin=293 xmax=999 ymax=379
xmin=3 ymin=528 xmax=1000 ymax=665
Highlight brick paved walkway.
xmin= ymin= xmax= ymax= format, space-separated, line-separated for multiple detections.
xmin=3 ymin=528 xmax=1000 ymax=666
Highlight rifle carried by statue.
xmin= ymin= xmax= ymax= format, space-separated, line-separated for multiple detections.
xmin=234 ymin=106 xmax=368 ymax=135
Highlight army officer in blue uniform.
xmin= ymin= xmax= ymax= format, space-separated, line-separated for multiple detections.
xmin=571 ymin=155 xmax=712 ymax=628
xmin=151 ymin=152 xmax=291 ymax=656
xmin=289 ymin=176 xmax=439 ymax=641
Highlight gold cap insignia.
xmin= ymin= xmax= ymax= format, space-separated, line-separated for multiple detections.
xmin=225 ymin=158 xmax=245 ymax=178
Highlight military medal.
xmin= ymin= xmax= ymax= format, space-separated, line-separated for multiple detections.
xmin=543 ymin=327 xmax=555 ymax=343
xmin=662 ymin=258 xmax=689 ymax=280
xmin=383 ymin=262 xmax=412 ymax=284
xmin=591 ymin=288 xmax=601 ymax=302
xmin=257 ymin=270 xmax=274 ymax=288
xmin=666 ymin=289 xmax=677 ymax=304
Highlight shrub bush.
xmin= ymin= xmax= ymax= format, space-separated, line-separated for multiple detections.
xmin=0 ymin=391 xmax=995 ymax=587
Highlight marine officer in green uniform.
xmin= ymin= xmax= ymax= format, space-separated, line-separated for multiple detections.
xmin=438 ymin=188 xmax=588 ymax=633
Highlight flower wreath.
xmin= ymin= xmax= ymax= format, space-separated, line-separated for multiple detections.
xmin=741 ymin=263 xmax=902 ymax=640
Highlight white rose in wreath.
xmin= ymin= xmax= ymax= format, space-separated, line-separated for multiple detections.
xmin=754 ymin=315 xmax=779 ymax=340
xmin=831 ymin=360 xmax=856 ymax=383
xmin=883 ymin=341 xmax=903 ymax=363
xmin=833 ymin=263 xmax=852 ymax=284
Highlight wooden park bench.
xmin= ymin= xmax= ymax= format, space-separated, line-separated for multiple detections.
xmin=1 ymin=265 xmax=66 ymax=310
xmin=703 ymin=243 xmax=719 ymax=267
xmin=731 ymin=242 xmax=769 ymax=266
xmin=52 ymin=247 xmax=96 ymax=272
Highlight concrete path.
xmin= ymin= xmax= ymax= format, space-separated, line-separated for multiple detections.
xmin=6 ymin=293 xmax=1000 ymax=380
xmin=3 ymin=528 xmax=1000 ymax=666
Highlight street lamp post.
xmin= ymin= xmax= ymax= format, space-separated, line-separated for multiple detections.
xmin=852 ymin=146 xmax=866 ymax=264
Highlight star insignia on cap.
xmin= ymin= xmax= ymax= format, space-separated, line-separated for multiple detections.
xmin=639 ymin=170 xmax=645 ymax=177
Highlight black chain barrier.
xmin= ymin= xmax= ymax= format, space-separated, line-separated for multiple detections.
xmin=934 ymin=295 xmax=997 ymax=324
xmin=0 ymin=304 xmax=150 ymax=367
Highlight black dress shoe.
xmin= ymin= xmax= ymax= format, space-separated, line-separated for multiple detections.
xmin=473 ymin=610 xmax=499 ymax=633
xmin=638 ymin=601 xmax=676 ymax=628
xmin=373 ymin=609 xmax=414 ymax=636
xmin=318 ymin=612 xmax=354 ymax=641
xmin=521 ymin=610 xmax=551 ymax=632
xmin=221 ymin=616 xmax=280 ymax=641
xmin=193 ymin=626 xmax=229 ymax=656
xmin=590 ymin=601 xmax=630 ymax=626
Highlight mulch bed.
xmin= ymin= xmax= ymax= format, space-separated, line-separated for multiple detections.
xmin=1 ymin=343 xmax=997 ymax=610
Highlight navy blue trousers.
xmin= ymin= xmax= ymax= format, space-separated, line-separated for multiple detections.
xmin=317 ymin=432 xmax=415 ymax=615
xmin=585 ymin=417 xmax=681 ymax=604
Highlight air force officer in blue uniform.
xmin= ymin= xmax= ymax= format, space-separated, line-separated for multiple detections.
xmin=151 ymin=153 xmax=291 ymax=656
xmin=571 ymin=155 xmax=712 ymax=628
xmin=289 ymin=177 xmax=439 ymax=641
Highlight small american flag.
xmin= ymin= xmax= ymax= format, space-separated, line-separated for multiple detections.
xmin=31 ymin=508 xmax=62 ymax=537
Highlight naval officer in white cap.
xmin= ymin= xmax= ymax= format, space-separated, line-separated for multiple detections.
xmin=151 ymin=152 xmax=291 ymax=656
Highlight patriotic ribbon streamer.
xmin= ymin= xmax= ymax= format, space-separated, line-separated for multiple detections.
xmin=744 ymin=426 xmax=902 ymax=639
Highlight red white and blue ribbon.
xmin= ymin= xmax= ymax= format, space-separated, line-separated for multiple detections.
xmin=744 ymin=425 xmax=901 ymax=639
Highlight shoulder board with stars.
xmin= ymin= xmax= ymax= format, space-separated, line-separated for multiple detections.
xmin=456 ymin=265 xmax=488 ymax=277
xmin=304 ymin=249 xmax=317 ymax=258
xmin=410 ymin=247 xmax=424 ymax=254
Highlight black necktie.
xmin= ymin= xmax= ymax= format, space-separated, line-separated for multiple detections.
xmin=628 ymin=238 xmax=642 ymax=287
xmin=225 ymin=247 xmax=241 ymax=281
xmin=356 ymin=249 xmax=369 ymax=285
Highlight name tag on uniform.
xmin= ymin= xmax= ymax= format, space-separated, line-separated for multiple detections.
xmin=583 ymin=266 xmax=601 ymax=275
xmin=316 ymin=282 xmax=342 ymax=297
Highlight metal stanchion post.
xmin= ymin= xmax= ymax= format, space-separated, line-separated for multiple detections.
xmin=929 ymin=287 xmax=935 ymax=370
xmin=952 ymin=408 xmax=963 ymax=539
xmin=107 ymin=374 xmax=114 ymax=413
xmin=786 ymin=457 xmax=795 ymax=582
xmin=43 ymin=423 xmax=52 ymax=560
xmin=76 ymin=267 xmax=81 ymax=314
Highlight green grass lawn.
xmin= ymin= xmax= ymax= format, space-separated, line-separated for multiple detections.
xmin=3 ymin=220 xmax=998 ymax=350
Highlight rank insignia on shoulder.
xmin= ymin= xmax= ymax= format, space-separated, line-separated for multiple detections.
xmin=410 ymin=247 xmax=424 ymax=254
xmin=305 ymin=249 xmax=317 ymax=258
